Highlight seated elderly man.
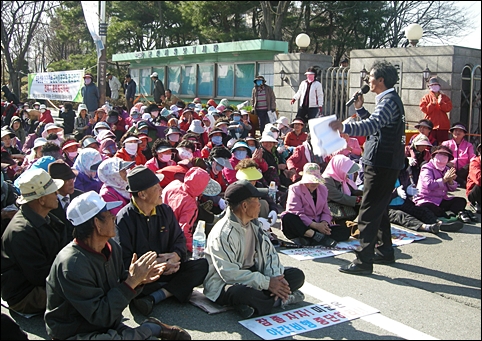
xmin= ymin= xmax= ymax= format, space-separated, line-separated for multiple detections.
xmin=1 ymin=168 xmax=67 ymax=314
xmin=115 ymin=166 xmax=208 ymax=316
xmin=203 ymin=180 xmax=305 ymax=319
xmin=45 ymin=191 xmax=191 ymax=340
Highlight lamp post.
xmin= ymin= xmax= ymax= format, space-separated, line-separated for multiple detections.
xmin=360 ymin=65 xmax=368 ymax=87
xmin=405 ymin=23 xmax=423 ymax=47
xmin=422 ymin=64 xmax=431 ymax=88
xmin=295 ymin=33 xmax=310 ymax=52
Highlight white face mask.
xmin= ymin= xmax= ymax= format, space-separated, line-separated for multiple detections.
xmin=151 ymin=111 xmax=159 ymax=118
xmin=124 ymin=142 xmax=138 ymax=155
xmin=177 ymin=148 xmax=193 ymax=160
xmin=160 ymin=153 xmax=171 ymax=162
xmin=40 ymin=109 xmax=46 ymax=113
xmin=68 ymin=151 xmax=78 ymax=159
xmin=429 ymin=85 xmax=440 ymax=93
xmin=168 ymin=134 xmax=180 ymax=142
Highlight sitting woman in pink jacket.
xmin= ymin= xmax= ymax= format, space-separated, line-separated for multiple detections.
xmin=441 ymin=122 xmax=476 ymax=188
xmin=413 ymin=145 xmax=471 ymax=224
xmin=280 ymin=163 xmax=350 ymax=248
xmin=97 ymin=157 xmax=135 ymax=215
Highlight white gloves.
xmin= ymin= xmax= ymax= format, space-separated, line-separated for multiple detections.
xmin=408 ymin=157 xmax=417 ymax=166
xmin=267 ymin=210 xmax=278 ymax=225
xmin=258 ymin=217 xmax=271 ymax=231
xmin=406 ymin=185 xmax=419 ymax=197
xmin=218 ymin=198 xmax=226 ymax=210
xmin=396 ymin=185 xmax=407 ymax=199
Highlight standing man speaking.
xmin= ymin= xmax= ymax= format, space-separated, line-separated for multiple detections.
xmin=329 ymin=61 xmax=405 ymax=275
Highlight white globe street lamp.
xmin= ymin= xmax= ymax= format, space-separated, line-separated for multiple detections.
xmin=295 ymin=33 xmax=310 ymax=52
xmin=405 ymin=23 xmax=423 ymax=47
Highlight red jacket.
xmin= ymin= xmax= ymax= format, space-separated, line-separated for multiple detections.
xmin=39 ymin=110 xmax=54 ymax=124
xmin=466 ymin=156 xmax=481 ymax=197
xmin=115 ymin=147 xmax=147 ymax=165
xmin=419 ymin=92 xmax=452 ymax=130
xmin=161 ymin=167 xmax=211 ymax=252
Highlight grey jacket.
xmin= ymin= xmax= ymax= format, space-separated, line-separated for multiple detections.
xmin=203 ymin=208 xmax=283 ymax=302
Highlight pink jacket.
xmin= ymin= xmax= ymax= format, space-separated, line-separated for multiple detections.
xmin=99 ymin=185 xmax=130 ymax=216
xmin=413 ymin=159 xmax=458 ymax=206
xmin=441 ymin=139 xmax=476 ymax=171
xmin=281 ymin=181 xmax=332 ymax=226
xmin=333 ymin=137 xmax=362 ymax=157
xmin=161 ymin=167 xmax=211 ymax=251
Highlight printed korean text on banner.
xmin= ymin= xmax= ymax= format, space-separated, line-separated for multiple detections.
xmin=28 ymin=70 xmax=84 ymax=102
xmin=81 ymin=1 xmax=104 ymax=59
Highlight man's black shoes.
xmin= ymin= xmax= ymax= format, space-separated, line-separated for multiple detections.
xmin=338 ymin=262 xmax=373 ymax=275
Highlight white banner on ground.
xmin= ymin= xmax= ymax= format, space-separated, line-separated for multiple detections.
xmin=28 ymin=70 xmax=84 ymax=102
xmin=239 ymin=296 xmax=379 ymax=340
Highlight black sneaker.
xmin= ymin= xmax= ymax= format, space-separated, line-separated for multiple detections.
xmin=425 ymin=222 xmax=440 ymax=234
xmin=131 ymin=295 xmax=154 ymax=316
xmin=318 ymin=236 xmax=338 ymax=248
xmin=235 ymin=304 xmax=255 ymax=319
xmin=458 ymin=211 xmax=471 ymax=223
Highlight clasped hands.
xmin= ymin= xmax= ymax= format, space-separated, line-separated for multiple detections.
xmin=310 ymin=221 xmax=331 ymax=235
xmin=443 ymin=167 xmax=457 ymax=184
xmin=269 ymin=275 xmax=291 ymax=302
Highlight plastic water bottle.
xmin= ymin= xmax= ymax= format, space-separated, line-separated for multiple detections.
xmin=192 ymin=220 xmax=206 ymax=259
xmin=268 ymin=181 xmax=277 ymax=203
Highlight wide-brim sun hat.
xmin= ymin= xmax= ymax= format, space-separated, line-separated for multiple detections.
xmin=259 ymin=134 xmax=278 ymax=143
xmin=17 ymin=168 xmax=64 ymax=205
xmin=299 ymin=163 xmax=323 ymax=184
xmin=213 ymin=157 xmax=233 ymax=170
xmin=202 ymin=179 xmax=222 ymax=197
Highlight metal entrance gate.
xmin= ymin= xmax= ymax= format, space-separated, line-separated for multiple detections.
xmin=461 ymin=64 xmax=481 ymax=148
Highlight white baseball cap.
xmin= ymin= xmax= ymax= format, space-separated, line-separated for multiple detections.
xmin=150 ymin=72 xmax=158 ymax=78
xmin=67 ymin=191 xmax=122 ymax=226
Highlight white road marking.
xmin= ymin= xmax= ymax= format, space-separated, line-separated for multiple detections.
xmin=301 ymin=282 xmax=439 ymax=340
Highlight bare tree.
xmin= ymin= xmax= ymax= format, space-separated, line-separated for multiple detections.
xmin=259 ymin=1 xmax=292 ymax=40
xmin=0 ymin=1 xmax=55 ymax=98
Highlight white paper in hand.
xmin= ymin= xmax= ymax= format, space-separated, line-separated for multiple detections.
xmin=308 ymin=115 xmax=347 ymax=157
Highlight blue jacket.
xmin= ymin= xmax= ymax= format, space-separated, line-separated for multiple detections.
xmin=81 ymin=83 xmax=100 ymax=112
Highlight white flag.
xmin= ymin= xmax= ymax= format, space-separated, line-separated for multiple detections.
xmin=81 ymin=1 xmax=104 ymax=59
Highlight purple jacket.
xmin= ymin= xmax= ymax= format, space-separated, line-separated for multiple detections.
xmin=74 ymin=172 xmax=103 ymax=193
xmin=281 ymin=182 xmax=332 ymax=226
xmin=441 ymin=139 xmax=476 ymax=171
xmin=413 ymin=159 xmax=458 ymax=206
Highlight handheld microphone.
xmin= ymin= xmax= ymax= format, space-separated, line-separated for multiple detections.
xmin=345 ymin=84 xmax=370 ymax=107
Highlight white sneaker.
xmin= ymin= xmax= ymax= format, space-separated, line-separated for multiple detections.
xmin=281 ymin=290 xmax=305 ymax=309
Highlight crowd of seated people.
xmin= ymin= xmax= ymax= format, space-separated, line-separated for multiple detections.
xmin=1 ymin=97 xmax=480 ymax=338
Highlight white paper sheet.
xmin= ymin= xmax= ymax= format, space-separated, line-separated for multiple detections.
xmin=308 ymin=115 xmax=347 ymax=157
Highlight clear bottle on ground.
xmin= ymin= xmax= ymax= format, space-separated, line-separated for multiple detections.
xmin=192 ymin=220 xmax=206 ymax=260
